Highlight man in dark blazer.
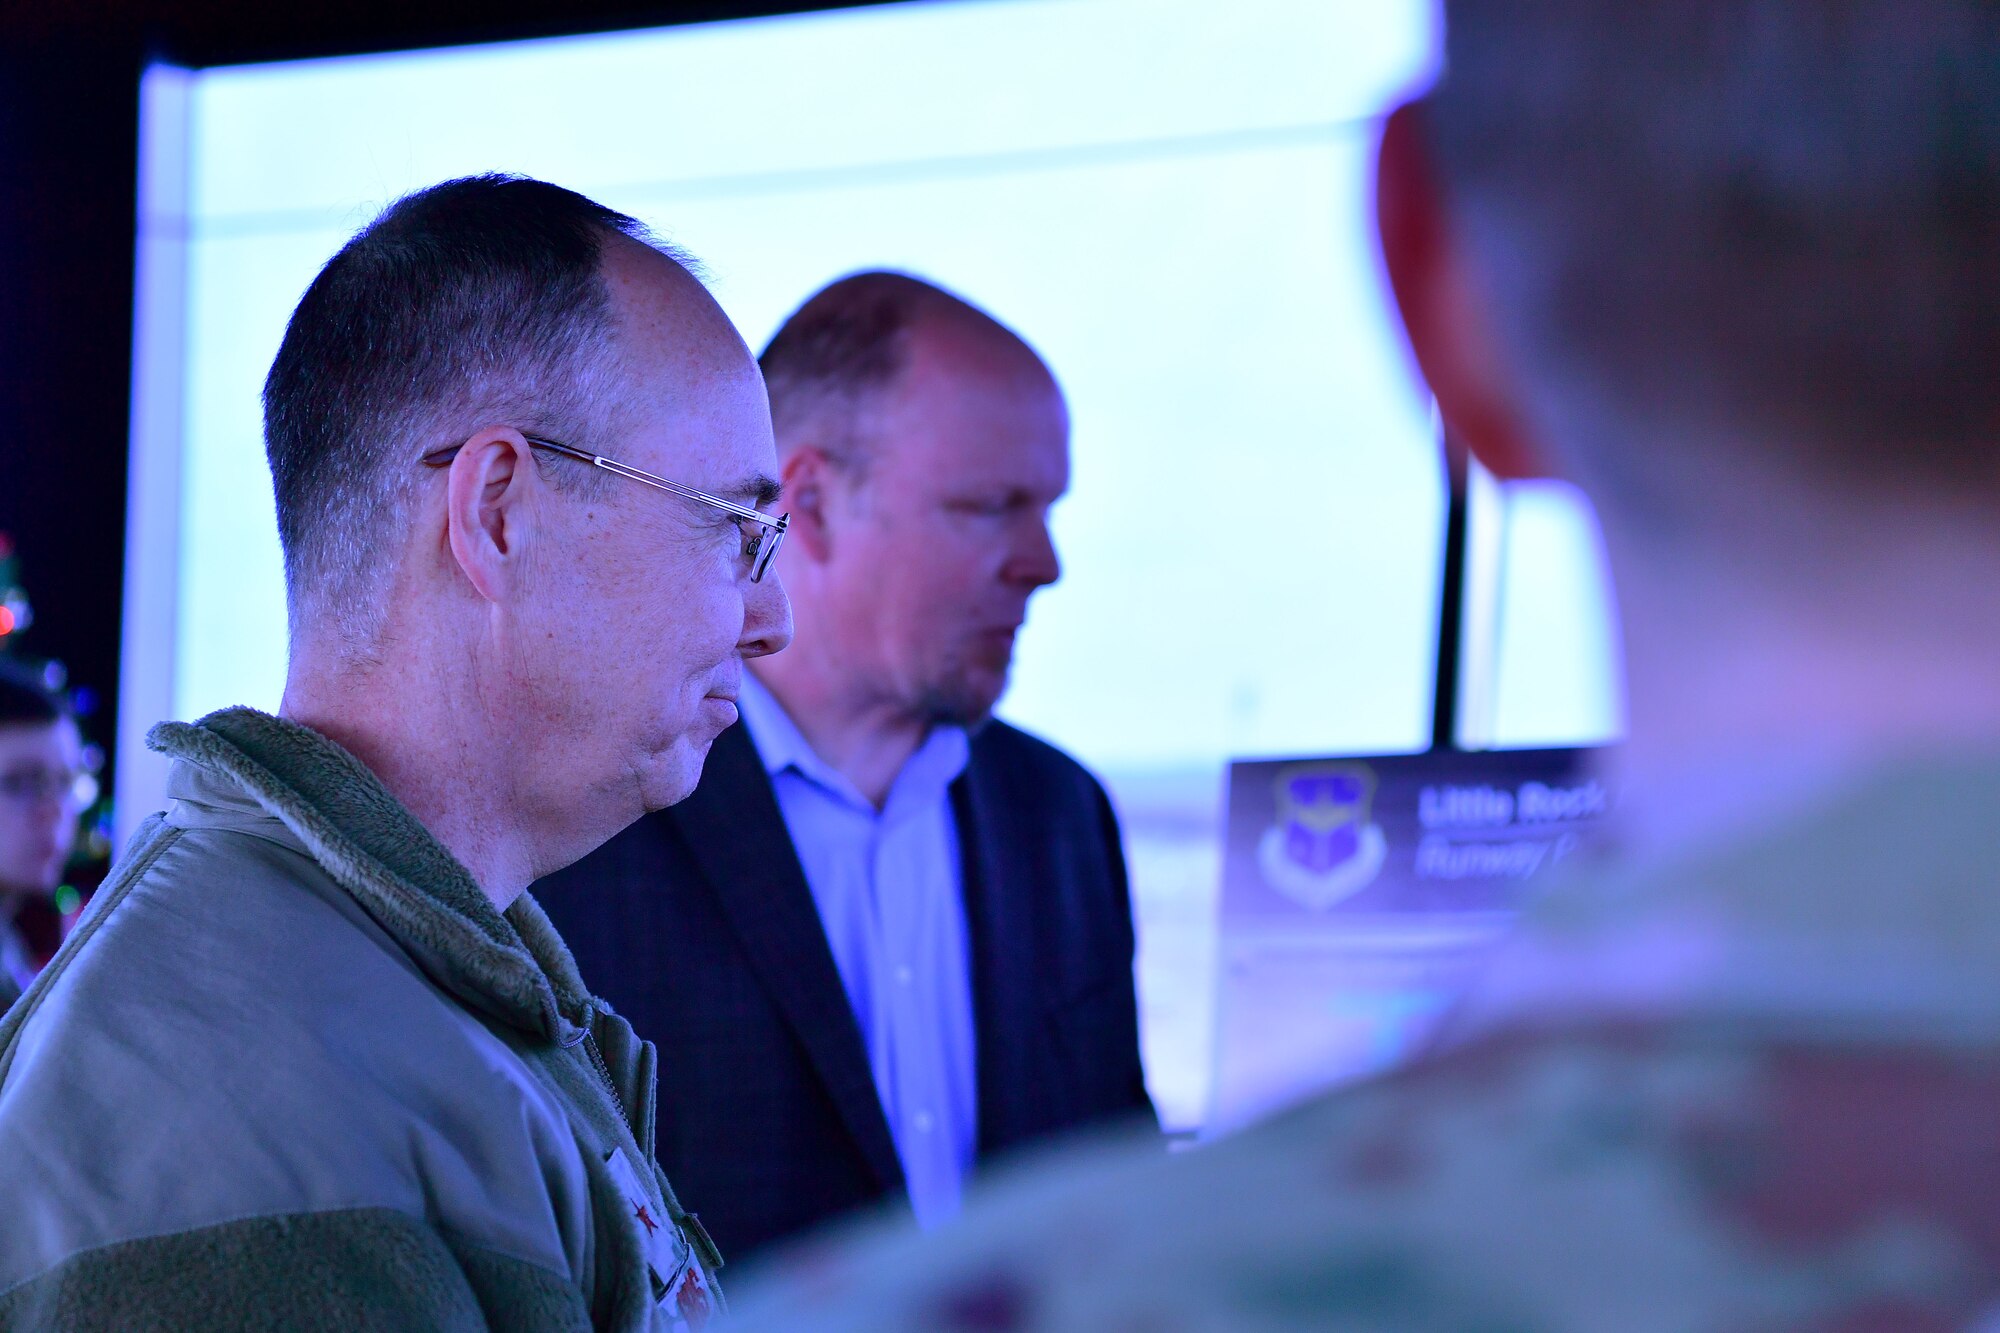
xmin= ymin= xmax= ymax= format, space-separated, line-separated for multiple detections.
xmin=537 ymin=270 xmax=1154 ymax=1267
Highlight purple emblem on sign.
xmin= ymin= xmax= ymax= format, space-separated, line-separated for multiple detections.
xmin=1259 ymin=762 xmax=1388 ymax=909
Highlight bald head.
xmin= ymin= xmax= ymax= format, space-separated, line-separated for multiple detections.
xmin=596 ymin=234 xmax=778 ymax=500
xmin=758 ymin=271 xmax=1049 ymax=479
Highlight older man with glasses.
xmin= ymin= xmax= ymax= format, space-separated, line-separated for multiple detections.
xmin=0 ymin=174 xmax=789 ymax=1330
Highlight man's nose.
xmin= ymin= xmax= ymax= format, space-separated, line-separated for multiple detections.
xmin=1005 ymin=516 xmax=1061 ymax=590
xmin=740 ymin=570 xmax=794 ymax=660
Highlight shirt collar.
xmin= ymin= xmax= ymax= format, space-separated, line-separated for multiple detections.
xmin=738 ymin=673 xmax=971 ymax=813
xmin=737 ymin=671 xmax=816 ymax=780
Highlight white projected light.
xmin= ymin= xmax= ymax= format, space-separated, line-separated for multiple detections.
xmin=123 ymin=0 xmax=1620 ymax=1128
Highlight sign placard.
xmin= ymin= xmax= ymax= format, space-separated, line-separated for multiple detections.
xmin=1210 ymin=748 xmax=1610 ymax=1127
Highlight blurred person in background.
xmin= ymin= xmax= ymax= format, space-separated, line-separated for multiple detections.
xmin=0 ymin=174 xmax=790 ymax=1329
xmin=0 ymin=662 xmax=84 ymax=1009
xmin=732 ymin=2 xmax=2000 ymax=1327
xmin=539 ymin=271 xmax=1153 ymax=1265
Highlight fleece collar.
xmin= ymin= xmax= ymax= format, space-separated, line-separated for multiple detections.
xmin=149 ymin=707 xmax=593 ymax=1046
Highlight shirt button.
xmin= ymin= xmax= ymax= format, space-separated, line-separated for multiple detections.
xmin=895 ymin=965 xmax=914 ymax=986
xmin=913 ymin=1111 xmax=935 ymax=1134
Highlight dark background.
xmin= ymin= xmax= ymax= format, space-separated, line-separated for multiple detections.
xmin=0 ymin=0 xmax=891 ymax=773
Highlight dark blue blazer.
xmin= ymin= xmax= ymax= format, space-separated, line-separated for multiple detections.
xmin=533 ymin=717 xmax=1155 ymax=1267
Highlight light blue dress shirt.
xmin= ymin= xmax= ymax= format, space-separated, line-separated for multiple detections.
xmin=736 ymin=674 xmax=978 ymax=1229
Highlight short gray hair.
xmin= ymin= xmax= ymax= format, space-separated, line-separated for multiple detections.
xmin=1427 ymin=0 xmax=2000 ymax=507
xmin=263 ymin=174 xmax=690 ymax=643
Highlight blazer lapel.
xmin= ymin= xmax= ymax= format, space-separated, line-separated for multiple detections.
xmin=670 ymin=723 xmax=905 ymax=1193
xmin=954 ymin=751 xmax=1039 ymax=1155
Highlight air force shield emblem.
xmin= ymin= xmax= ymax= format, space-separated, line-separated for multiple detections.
xmin=1257 ymin=762 xmax=1388 ymax=910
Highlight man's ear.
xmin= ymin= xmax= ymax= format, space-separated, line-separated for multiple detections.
xmin=1377 ymin=101 xmax=1546 ymax=481
xmin=444 ymin=427 xmax=536 ymax=603
xmin=778 ymin=446 xmax=839 ymax=563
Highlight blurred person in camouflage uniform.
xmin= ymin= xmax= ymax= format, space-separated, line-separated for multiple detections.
xmin=729 ymin=2 xmax=2000 ymax=1328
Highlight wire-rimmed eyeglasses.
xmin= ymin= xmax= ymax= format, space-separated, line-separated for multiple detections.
xmin=422 ymin=434 xmax=787 ymax=582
